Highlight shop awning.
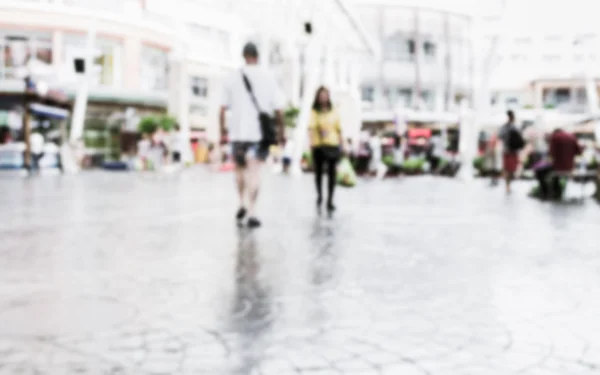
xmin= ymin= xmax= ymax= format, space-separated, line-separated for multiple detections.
xmin=29 ymin=103 xmax=70 ymax=120
xmin=408 ymin=128 xmax=432 ymax=138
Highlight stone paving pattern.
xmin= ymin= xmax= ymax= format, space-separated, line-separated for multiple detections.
xmin=1 ymin=169 xmax=600 ymax=374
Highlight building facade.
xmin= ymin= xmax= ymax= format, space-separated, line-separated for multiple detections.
xmin=0 ymin=0 xmax=244 ymax=161
xmin=480 ymin=0 xmax=600 ymax=116
xmin=354 ymin=0 xmax=473 ymax=117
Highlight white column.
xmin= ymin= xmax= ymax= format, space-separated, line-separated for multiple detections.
xmin=290 ymin=44 xmax=301 ymax=107
xmin=178 ymin=60 xmax=192 ymax=163
xmin=338 ymin=57 xmax=348 ymax=91
xmin=435 ymin=87 xmax=445 ymax=112
xmin=70 ymin=27 xmax=96 ymax=143
xmin=260 ymin=36 xmax=270 ymax=67
xmin=52 ymin=31 xmax=63 ymax=75
xmin=113 ymin=43 xmax=123 ymax=89
xmin=347 ymin=61 xmax=362 ymax=143
xmin=458 ymin=18 xmax=480 ymax=181
xmin=323 ymin=43 xmax=335 ymax=88
xmin=290 ymin=37 xmax=323 ymax=175
xmin=123 ymin=36 xmax=141 ymax=90
xmin=168 ymin=47 xmax=192 ymax=163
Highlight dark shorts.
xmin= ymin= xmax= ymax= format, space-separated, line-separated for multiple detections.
xmin=172 ymin=151 xmax=181 ymax=163
xmin=232 ymin=142 xmax=269 ymax=167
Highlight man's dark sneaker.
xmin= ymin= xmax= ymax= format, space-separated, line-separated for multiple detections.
xmin=327 ymin=202 xmax=336 ymax=212
xmin=236 ymin=208 xmax=247 ymax=221
xmin=247 ymin=217 xmax=261 ymax=229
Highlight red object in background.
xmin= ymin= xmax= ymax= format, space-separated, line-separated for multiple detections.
xmin=549 ymin=130 xmax=583 ymax=172
xmin=219 ymin=162 xmax=235 ymax=172
xmin=190 ymin=139 xmax=199 ymax=155
xmin=408 ymin=128 xmax=431 ymax=139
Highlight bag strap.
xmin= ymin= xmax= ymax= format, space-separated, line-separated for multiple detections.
xmin=241 ymin=70 xmax=263 ymax=114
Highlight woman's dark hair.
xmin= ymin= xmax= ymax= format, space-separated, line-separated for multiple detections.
xmin=312 ymin=86 xmax=332 ymax=112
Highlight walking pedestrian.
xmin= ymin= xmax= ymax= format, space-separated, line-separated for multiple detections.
xmin=282 ymin=137 xmax=293 ymax=174
xmin=309 ymin=86 xmax=342 ymax=212
xmin=29 ymin=131 xmax=45 ymax=174
xmin=499 ymin=110 xmax=525 ymax=194
xmin=219 ymin=42 xmax=285 ymax=228
xmin=169 ymin=124 xmax=185 ymax=164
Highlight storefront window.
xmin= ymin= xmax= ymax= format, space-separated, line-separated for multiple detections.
xmin=64 ymin=34 xmax=123 ymax=87
xmin=190 ymin=76 xmax=208 ymax=98
xmin=0 ymin=31 xmax=53 ymax=79
xmin=141 ymin=46 xmax=168 ymax=91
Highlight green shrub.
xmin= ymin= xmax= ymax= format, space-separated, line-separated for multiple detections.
xmin=402 ymin=158 xmax=425 ymax=172
xmin=158 ymin=115 xmax=177 ymax=131
xmin=284 ymin=107 xmax=300 ymax=128
xmin=473 ymin=156 xmax=485 ymax=171
xmin=302 ymin=151 xmax=313 ymax=168
xmin=138 ymin=115 xmax=177 ymax=134
xmin=138 ymin=116 xmax=158 ymax=134
xmin=382 ymin=155 xmax=395 ymax=168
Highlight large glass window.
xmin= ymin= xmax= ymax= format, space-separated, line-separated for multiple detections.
xmin=64 ymin=35 xmax=123 ymax=87
xmin=383 ymin=33 xmax=414 ymax=62
xmin=423 ymin=41 xmax=436 ymax=60
xmin=190 ymin=76 xmax=208 ymax=98
xmin=361 ymin=86 xmax=374 ymax=102
xmin=141 ymin=46 xmax=168 ymax=91
xmin=0 ymin=31 xmax=52 ymax=79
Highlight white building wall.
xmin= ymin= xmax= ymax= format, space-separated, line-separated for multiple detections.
xmin=354 ymin=2 xmax=473 ymax=114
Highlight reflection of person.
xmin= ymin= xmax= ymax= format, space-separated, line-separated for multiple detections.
xmin=231 ymin=230 xmax=272 ymax=369
xmin=219 ymin=42 xmax=285 ymax=228
xmin=309 ymin=86 xmax=342 ymax=212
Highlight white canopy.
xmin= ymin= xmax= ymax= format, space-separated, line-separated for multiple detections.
xmin=172 ymin=0 xmax=379 ymax=57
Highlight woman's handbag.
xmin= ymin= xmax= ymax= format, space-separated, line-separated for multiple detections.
xmin=337 ymin=157 xmax=357 ymax=187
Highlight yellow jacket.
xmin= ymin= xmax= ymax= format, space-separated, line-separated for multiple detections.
xmin=308 ymin=109 xmax=342 ymax=147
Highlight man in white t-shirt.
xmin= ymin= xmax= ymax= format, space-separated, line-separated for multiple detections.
xmin=29 ymin=131 xmax=45 ymax=172
xmin=169 ymin=124 xmax=185 ymax=163
xmin=219 ymin=42 xmax=285 ymax=228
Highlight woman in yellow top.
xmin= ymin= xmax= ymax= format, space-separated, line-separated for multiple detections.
xmin=309 ymin=86 xmax=342 ymax=212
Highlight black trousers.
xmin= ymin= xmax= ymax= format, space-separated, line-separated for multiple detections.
xmin=535 ymin=165 xmax=562 ymax=199
xmin=312 ymin=146 xmax=340 ymax=204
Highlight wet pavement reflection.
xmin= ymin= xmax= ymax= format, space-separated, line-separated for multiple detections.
xmin=1 ymin=170 xmax=600 ymax=374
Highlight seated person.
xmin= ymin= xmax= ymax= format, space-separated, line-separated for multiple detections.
xmin=536 ymin=128 xmax=582 ymax=199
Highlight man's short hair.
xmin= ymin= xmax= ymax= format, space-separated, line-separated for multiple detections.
xmin=507 ymin=110 xmax=515 ymax=120
xmin=242 ymin=42 xmax=259 ymax=58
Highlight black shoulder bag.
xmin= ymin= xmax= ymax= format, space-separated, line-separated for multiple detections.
xmin=241 ymin=71 xmax=277 ymax=148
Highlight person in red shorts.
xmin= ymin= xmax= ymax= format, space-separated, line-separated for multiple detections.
xmin=499 ymin=110 xmax=525 ymax=194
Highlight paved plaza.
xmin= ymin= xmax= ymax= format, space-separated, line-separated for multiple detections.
xmin=1 ymin=169 xmax=600 ymax=374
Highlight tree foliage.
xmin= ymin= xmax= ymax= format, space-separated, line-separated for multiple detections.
xmin=138 ymin=115 xmax=178 ymax=134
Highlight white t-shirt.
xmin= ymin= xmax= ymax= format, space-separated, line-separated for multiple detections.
xmin=169 ymin=131 xmax=185 ymax=153
xmin=30 ymin=132 xmax=44 ymax=154
xmin=283 ymin=140 xmax=294 ymax=158
xmin=220 ymin=65 xmax=285 ymax=142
